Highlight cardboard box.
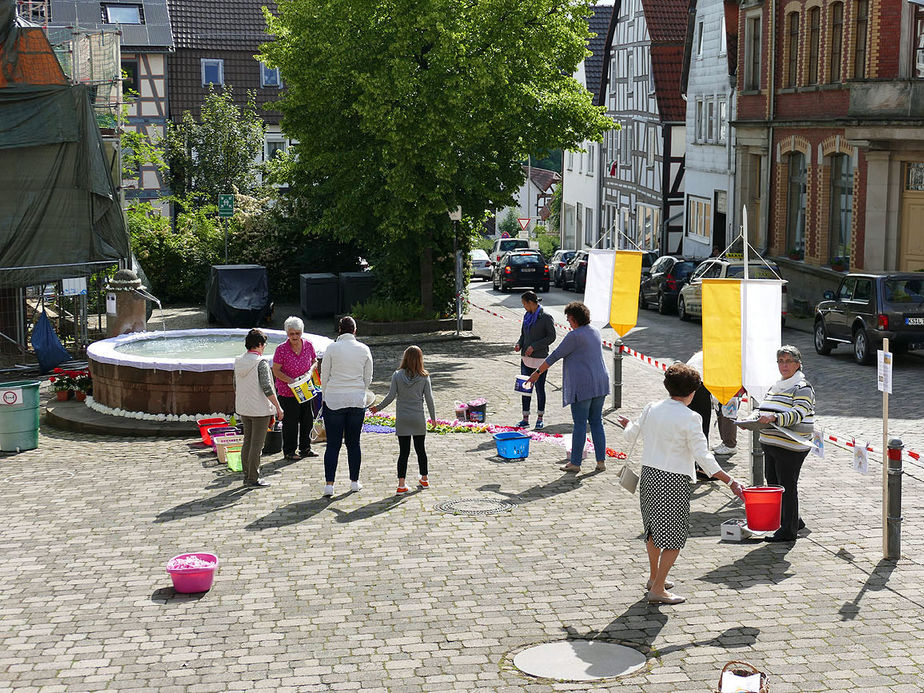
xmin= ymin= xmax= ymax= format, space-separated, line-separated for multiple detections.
xmin=721 ymin=519 xmax=753 ymax=542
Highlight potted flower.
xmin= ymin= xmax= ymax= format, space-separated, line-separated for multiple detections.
xmin=49 ymin=368 xmax=75 ymax=400
xmin=787 ymin=247 xmax=804 ymax=261
xmin=74 ymin=369 xmax=92 ymax=402
xmin=830 ymin=256 xmax=849 ymax=272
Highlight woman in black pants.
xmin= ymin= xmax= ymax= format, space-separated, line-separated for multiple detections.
xmin=514 ymin=291 xmax=556 ymax=429
xmin=756 ymin=345 xmax=816 ymax=542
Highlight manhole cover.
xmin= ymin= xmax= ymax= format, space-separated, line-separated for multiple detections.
xmin=433 ymin=498 xmax=515 ymax=516
xmin=513 ymin=640 xmax=646 ymax=681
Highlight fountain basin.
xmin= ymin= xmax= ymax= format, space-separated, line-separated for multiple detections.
xmin=87 ymin=329 xmax=332 ymax=416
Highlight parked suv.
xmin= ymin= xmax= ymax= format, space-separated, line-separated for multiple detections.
xmin=640 ymin=255 xmax=700 ymax=314
xmin=677 ymin=259 xmax=788 ymax=323
xmin=492 ymin=250 xmax=550 ymax=292
xmin=549 ymin=249 xmax=576 ymax=287
xmin=490 ymin=238 xmax=530 ymax=264
xmin=562 ymin=250 xmax=590 ymax=292
xmin=813 ymin=273 xmax=924 ymax=364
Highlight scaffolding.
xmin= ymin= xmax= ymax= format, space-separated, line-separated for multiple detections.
xmin=15 ymin=1 xmax=49 ymax=26
xmin=45 ymin=26 xmax=122 ymax=128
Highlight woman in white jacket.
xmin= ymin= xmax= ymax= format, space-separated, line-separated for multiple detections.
xmin=234 ymin=329 xmax=283 ymax=488
xmin=617 ymin=363 xmax=744 ymax=605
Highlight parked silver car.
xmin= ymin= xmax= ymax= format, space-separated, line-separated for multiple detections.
xmin=470 ymin=248 xmax=493 ymax=281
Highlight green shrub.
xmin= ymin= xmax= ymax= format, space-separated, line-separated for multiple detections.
xmin=351 ymin=297 xmax=438 ymax=322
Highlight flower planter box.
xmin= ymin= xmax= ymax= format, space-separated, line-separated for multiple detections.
xmin=354 ymin=318 xmax=473 ymax=336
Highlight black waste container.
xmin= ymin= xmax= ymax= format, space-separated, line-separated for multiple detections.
xmin=206 ymin=265 xmax=272 ymax=327
xmin=339 ymin=272 xmax=376 ymax=313
xmin=300 ymin=273 xmax=339 ymax=319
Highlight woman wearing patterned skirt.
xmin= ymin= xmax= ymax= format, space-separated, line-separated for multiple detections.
xmin=617 ymin=363 xmax=745 ymax=605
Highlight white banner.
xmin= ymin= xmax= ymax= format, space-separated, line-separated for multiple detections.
xmin=584 ymin=249 xmax=615 ymax=328
xmin=741 ymin=279 xmax=782 ymax=403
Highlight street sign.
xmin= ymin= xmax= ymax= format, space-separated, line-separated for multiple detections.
xmin=218 ymin=194 xmax=234 ymax=218
xmin=517 ymin=217 xmax=530 ymax=231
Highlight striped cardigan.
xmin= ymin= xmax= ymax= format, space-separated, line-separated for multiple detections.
xmin=757 ymin=372 xmax=815 ymax=452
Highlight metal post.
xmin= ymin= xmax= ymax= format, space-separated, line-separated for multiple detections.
xmin=611 ymin=337 xmax=623 ymax=409
xmin=224 ymin=219 xmax=229 ymax=264
xmin=454 ymin=219 xmax=462 ymax=336
xmin=750 ymin=427 xmax=764 ymax=487
xmin=885 ymin=437 xmax=903 ymax=561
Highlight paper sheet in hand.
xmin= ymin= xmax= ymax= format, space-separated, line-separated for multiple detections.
xmin=733 ymin=417 xmax=771 ymax=431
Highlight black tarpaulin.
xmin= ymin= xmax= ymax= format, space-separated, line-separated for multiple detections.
xmin=0 ymin=84 xmax=129 ymax=288
xmin=206 ymin=265 xmax=272 ymax=328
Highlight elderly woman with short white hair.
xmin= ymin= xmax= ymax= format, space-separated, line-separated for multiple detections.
xmin=272 ymin=315 xmax=319 ymax=460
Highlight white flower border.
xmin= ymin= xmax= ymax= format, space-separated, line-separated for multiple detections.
xmin=86 ymin=396 xmax=226 ymax=423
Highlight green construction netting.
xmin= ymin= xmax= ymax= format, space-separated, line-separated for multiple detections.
xmin=0 ymin=83 xmax=129 ymax=288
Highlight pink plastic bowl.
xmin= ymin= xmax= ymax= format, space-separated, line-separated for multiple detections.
xmin=165 ymin=552 xmax=218 ymax=593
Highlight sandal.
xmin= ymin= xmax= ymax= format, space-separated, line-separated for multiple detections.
xmin=284 ymin=453 xmax=301 ymax=461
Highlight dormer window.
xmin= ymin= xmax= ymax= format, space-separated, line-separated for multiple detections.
xmin=102 ymin=4 xmax=143 ymax=24
xmin=260 ymin=62 xmax=281 ymax=88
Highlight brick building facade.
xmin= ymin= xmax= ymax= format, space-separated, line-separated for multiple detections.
xmin=733 ymin=0 xmax=924 ymax=311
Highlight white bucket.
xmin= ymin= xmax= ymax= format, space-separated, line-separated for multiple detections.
xmin=514 ymin=375 xmax=533 ymax=395
xmin=289 ymin=374 xmax=314 ymax=404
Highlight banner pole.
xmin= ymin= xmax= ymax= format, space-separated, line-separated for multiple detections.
xmin=882 ymin=337 xmax=890 ymax=557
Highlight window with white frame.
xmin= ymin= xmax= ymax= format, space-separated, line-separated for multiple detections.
xmin=696 ymin=21 xmax=704 ymax=58
xmin=695 ymin=99 xmax=704 ymax=142
xmin=578 ymin=149 xmax=584 ymax=173
xmin=260 ymin=62 xmax=281 ymax=88
xmin=717 ymin=97 xmax=728 ymax=143
xmin=587 ymin=143 xmax=594 ymax=175
xmin=636 ymin=204 xmax=659 ymax=249
xmin=706 ymin=99 xmax=716 ymax=142
xmin=647 ymin=127 xmax=656 ymax=167
xmin=102 ymin=3 xmax=143 ymax=24
xmin=687 ymin=196 xmax=712 ymax=242
xmin=201 ymin=58 xmax=224 ymax=86
xmin=626 ymin=51 xmax=634 ymax=100
xmin=621 ymin=123 xmax=632 ymax=165
xmin=720 ymin=14 xmax=727 ymax=55
xmin=567 ymin=150 xmax=573 ymax=170
xmin=584 ymin=207 xmax=594 ymax=246
xmin=264 ymin=138 xmax=288 ymax=161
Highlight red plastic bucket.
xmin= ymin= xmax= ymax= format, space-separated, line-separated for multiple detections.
xmin=196 ymin=417 xmax=227 ymax=446
xmin=742 ymin=486 xmax=784 ymax=531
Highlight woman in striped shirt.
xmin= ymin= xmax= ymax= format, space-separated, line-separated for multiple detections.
xmin=756 ymin=345 xmax=816 ymax=543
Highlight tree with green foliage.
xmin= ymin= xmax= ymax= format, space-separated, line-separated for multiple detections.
xmin=497 ymin=208 xmax=521 ymax=238
xmin=163 ymin=87 xmax=265 ymax=204
xmin=261 ymin=0 xmax=610 ymax=313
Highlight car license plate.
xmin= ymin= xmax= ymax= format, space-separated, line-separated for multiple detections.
xmin=906 ymin=317 xmax=924 ymax=325
xmin=521 ymin=268 xmax=535 ymax=273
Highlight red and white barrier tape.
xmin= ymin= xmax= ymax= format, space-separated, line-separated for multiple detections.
xmin=471 ymin=301 xmax=924 ymax=463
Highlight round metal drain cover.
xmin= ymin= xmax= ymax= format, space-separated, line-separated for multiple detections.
xmin=433 ymin=498 xmax=515 ymax=516
xmin=513 ymin=640 xmax=646 ymax=681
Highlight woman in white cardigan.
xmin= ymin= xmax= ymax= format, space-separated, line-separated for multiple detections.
xmin=617 ymin=363 xmax=745 ymax=605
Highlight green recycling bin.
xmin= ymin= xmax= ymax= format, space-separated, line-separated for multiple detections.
xmin=0 ymin=381 xmax=40 ymax=452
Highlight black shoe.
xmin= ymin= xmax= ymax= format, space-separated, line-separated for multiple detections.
xmin=301 ymin=449 xmax=319 ymax=458
xmin=765 ymin=532 xmax=796 ymax=543
xmin=284 ymin=453 xmax=301 ymax=461
xmin=244 ymin=478 xmax=270 ymax=488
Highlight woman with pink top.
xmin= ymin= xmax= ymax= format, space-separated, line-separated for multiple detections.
xmin=271 ymin=316 xmax=319 ymax=460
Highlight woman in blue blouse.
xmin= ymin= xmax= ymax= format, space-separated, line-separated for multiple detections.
xmin=526 ymin=301 xmax=609 ymax=472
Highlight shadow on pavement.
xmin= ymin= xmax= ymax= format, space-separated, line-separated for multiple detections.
xmin=150 ymin=586 xmax=207 ymax=604
xmin=698 ymin=541 xmax=796 ymax=589
xmin=245 ymin=495 xmax=340 ymax=531
xmin=153 ymin=486 xmax=253 ymax=523
xmin=477 ymin=476 xmax=582 ymax=505
xmin=563 ymin=601 xmax=759 ymax=656
xmin=327 ymin=489 xmax=422 ymax=523
xmin=838 ymin=558 xmax=896 ymax=621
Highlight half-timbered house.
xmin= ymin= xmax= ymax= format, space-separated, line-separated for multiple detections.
xmin=600 ymin=0 xmax=687 ymax=253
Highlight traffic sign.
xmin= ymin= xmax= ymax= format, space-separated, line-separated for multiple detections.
xmin=218 ymin=194 xmax=234 ymax=217
xmin=518 ymin=218 xmax=530 ymax=231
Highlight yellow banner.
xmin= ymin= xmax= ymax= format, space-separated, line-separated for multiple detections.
xmin=702 ymin=279 xmax=742 ymax=404
xmin=609 ymin=251 xmax=642 ymax=336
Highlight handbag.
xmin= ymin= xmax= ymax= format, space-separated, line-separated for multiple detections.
xmin=617 ymin=407 xmax=648 ymax=494
xmin=309 ymin=417 xmax=326 ymax=443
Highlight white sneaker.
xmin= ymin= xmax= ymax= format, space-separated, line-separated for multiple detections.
xmin=712 ymin=443 xmax=736 ymax=456
xmin=322 ymin=484 xmax=334 ymax=497
xmin=350 ymin=481 xmax=363 ymax=492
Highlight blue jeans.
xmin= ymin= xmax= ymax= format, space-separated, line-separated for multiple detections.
xmin=323 ymin=407 xmax=364 ymax=482
xmin=570 ymin=395 xmax=606 ymax=466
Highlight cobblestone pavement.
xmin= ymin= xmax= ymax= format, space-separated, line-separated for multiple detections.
xmin=2 ymin=298 xmax=924 ymax=691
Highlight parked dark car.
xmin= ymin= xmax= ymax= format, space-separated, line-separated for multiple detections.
xmin=492 ymin=250 xmax=550 ymax=292
xmin=814 ymin=273 xmax=924 ymax=364
xmin=549 ymin=249 xmax=576 ymax=287
xmin=562 ymin=250 xmax=590 ymax=292
xmin=639 ymin=255 xmax=700 ymax=314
